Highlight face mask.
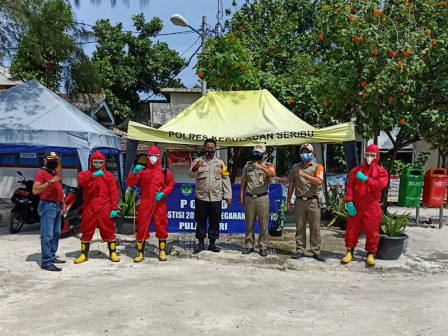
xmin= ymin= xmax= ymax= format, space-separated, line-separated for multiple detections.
xmin=46 ymin=161 xmax=58 ymax=170
xmin=92 ymin=160 xmax=104 ymax=169
xmin=253 ymin=152 xmax=263 ymax=161
xmin=300 ymin=152 xmax=313 ymax=162
xmin=365 ymin=152 xmax=377 ymax=166
xmin=205 ymin=150 xmax=215 ymax=157
xmin=148 ymin=155 xmax=158 ymax=165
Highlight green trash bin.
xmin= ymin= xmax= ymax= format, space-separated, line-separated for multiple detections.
xmin=398 ymin=168 xmax=424 ymax=207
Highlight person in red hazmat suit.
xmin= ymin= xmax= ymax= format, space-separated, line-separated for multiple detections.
xmin=74 ymin=150 xmax=120 ymax=263
xmin=341 ymin=144 xmax=388 ymax=266
xmin=126 ymin=146 xmax=175 ymax=262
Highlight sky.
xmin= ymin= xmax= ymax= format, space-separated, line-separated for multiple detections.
xmin=71 ymin=0 xmax=237 ymax=89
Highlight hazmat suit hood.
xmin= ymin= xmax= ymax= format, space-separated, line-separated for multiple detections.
xmin=90 ymin=150 xmax=106 ymax=172
xmin=146 ymin=146 xmax=161 ymax=168
xmin=364 ymin=144 xmax=380 ymax=166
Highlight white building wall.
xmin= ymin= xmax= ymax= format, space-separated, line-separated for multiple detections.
xmin=169 ymin=92 xmax=201 ymax=105
xmin=414 ymin=140 xmax=440 ymax=171
xmin=169 ymin=165 xmax=192 ymax=184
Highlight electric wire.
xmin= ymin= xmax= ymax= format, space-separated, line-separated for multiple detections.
xmin=0 ymin=69 xmax=21 ymax=85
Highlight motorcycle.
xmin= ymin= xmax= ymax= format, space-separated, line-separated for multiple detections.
xmin=61 ymin=184 xmax=83 ymax=235
xmin=8 ymin=171 xmax=40 ymax=233
xmin=8 ymin=170 xmax=83 ymax=235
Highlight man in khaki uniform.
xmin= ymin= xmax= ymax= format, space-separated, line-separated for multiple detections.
xmin=189 ymin=138 xmax=232 ymax=253
xmin=287 ymin=143 xmax=326 ymax=262
xmin=240 ymin=144 xmax=276 ymax=257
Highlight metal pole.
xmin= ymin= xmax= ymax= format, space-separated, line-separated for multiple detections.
xmin=415 ymin=203 xmax=420 ymax=226
xmin=201 ymin=16 xmax=207 ymax=96
xmin=321 ymin=143 xmax=329 ymax=207
xmin=216 ymin=0 xmax=223 ymax=38
xmin=439 ymin=206 xmax=443 ymax=229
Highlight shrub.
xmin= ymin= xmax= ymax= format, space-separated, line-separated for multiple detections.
xmin=380 ymin=211 xmax=410 ymax=237
xmin=118 ymin=187 xmax=140 ymax=217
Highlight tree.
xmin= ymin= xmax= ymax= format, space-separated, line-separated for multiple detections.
xmin=421 ymin=108 xmax=448 ymax=168
xmin=91 ymin=14 xmax=186 ymax=124
xmin=196 ymin=32 xmax=260 ymax=91
xmin=312 ymin=0 xmax=448 ymax=209
xmin=73 ymin=0 xmax=150 ymax=6
xmin=7 ymin=0 xmax=99 ymax=93
xmin=9 ymin=0 xmax=88 ymax=91
xmin=197 ymin=0 xmax=323 ymax=178
xmin=222 ymin=0 xmax=322 ymax=124
xmin=0 ymin=0 xmax=44 ymax=59
xmin=0 ymin=1 xmax=149 ymax=58
xmin=1 ymin=1 xmax=148 ymax=87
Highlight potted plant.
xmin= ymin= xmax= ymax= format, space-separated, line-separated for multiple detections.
xmin=376 ymin=212 xmax=410 ymax=260
xmin=326 ymin=186 xmax=348 ymax=230
xmin=115 ymin=187 xmax=140 ymax=235
xmin=269 ymin=200 xmax=288 ymax=237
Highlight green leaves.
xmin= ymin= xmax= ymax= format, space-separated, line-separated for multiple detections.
xmin=9 ymin=0 xmax=83 ymax=91
xmin=381 ymin=212 xmax=409 ymax=237
xmin=313 ymin=0 xmax=448 ymax=163
xmin=118 ymin=187 xmax=140 ymax=217
xmin=196 ymin=32 xmax=260 ymax=91
xmin=199 ymin=0 xmax=324 ymax=126
xmin=0 ymin=0 xmax=44 ymax=59
xmin=92 ymin=14 xmax=186 ymax=125
xmin=326 ymin=186 xmax=348 ymax=228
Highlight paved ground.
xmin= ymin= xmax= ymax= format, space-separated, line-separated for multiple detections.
xmin=1 ymin=200 xmax=448 ymax=335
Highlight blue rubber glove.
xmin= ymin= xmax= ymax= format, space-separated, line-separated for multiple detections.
xmin=347 ymin=201 xmax=357 ymax=217
xmin=155 ymin=192 xmax=165 ymax=202
xmin=356 ymin=171 xmax=368 ymax=182
xmin=110 ymin=210 xmax=118 ymax=218
xmin=93 ymin=169 xmax=103 ymax=177
xmin=133 ymin=164 xmax=144 ymax=174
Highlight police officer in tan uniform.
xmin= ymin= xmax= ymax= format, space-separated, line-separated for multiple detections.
xmin=287 ymin=143 xmax=326 ymax=262
xmin=189 ymin=138 xmax=232 ymax=253
xmin=240 ymin=144 xmax=276 ymax=257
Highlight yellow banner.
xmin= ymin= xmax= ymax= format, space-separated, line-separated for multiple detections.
xmin=127 ymin=90 xmax=356 ymax=146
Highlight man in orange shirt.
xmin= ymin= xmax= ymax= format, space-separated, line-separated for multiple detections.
xmin=287 ymin=144 xmax=325 ymax=262
xmin=240 ymin=144 xmax=276 ymax=257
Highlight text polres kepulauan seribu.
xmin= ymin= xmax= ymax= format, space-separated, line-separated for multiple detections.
xmin=168 ymin=131 xmax=315 ymax=142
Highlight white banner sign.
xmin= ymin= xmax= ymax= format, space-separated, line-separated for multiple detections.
xmin=20 ymin=153 xmax=36 ymax=158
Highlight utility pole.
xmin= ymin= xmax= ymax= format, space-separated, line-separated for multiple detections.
xmin=201 ymin=15 xmax=207 ymax=96
xmin=170 ymin=13 xmax=208 ymax=96
xmin=216 ymin=0 xmax=223 ymax=38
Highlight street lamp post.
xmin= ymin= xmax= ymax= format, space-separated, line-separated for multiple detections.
xmin=171 ymin=14 xmax=207 ymax=96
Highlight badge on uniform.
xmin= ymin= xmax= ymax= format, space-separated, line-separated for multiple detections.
xmin=216 ymin=164 xmax=223 ymax=175
xmin=298 ymin=170 xmax=311 ymax=176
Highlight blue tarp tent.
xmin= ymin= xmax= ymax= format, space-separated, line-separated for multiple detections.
xmin=0 ymin=80 xmax=123 ymax=184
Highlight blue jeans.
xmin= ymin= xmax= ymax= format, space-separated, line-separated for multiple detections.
xmin=38 ymin=201 xmax=62 ymax=266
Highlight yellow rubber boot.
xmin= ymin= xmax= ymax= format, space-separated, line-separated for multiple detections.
xmin=366 ymin=253 xmax=376 ymax=266
xmin=107 ymin=240 xmax=120 ymax=262
xmin=134 ymin=240 xmax=145 ymax=262
xmin=159 ymin=239 xmax=167 ymax=261
xmin=74 ymin=241 xmax=90 ymax=264
xmin=341 ymin=248 xmax=353 ymax=264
